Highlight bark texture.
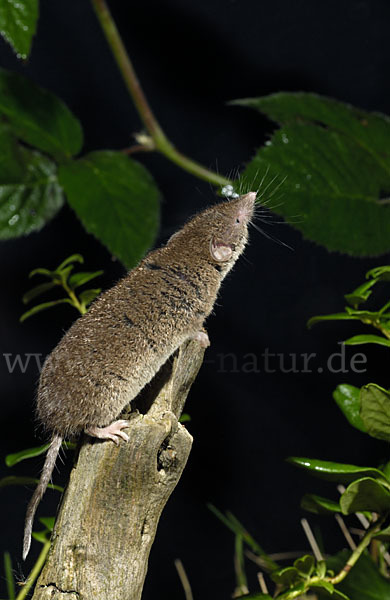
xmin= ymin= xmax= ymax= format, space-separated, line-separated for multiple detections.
xmin=32 ymin=339 xmax=204 ymax=600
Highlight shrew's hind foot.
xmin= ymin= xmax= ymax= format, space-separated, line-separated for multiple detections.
xmin=85 ymin=419 xmax=130 ymax=445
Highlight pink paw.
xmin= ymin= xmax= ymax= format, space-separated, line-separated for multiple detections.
xmin=192 ymin=330 xmax=210 ymax=348
xmin=85 ymin=419 xmax=130 ymax=445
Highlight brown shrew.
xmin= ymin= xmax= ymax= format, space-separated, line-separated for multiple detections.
xmin=23 ymin=191 xmax=256 ymax=559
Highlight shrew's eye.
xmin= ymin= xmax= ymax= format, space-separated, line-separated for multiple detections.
xmin=235 ymin=217 xmax=240 ymax=224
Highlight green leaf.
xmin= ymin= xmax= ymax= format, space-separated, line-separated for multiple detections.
xmin=340 ymin=477 xmax=390 ymax=514
xmin=0 ymin=475 xmax=63 ymax=492
xmin=313 ymin=580 xmax=350 ymax=600
xmin=234 ymin=534 xmax=248 ymax=595
xmin=59 ymin=151 xmax=160 ymax=268
xmin=316 ymin=560 xmax=327 ymax=578
xmin=20 ymin=298 xmax=73 ymax=322
xmin=29 ymin=267 xmax=52 ymax=278
xmin=0 ymin=475 xmax=39 ymax=489
xmin=307 ymin=313 xmax=360 ymax=328
xmin=293 ymin=554 xmax=315 ymax=577
xmin=31 ymin=530 xmax=49 ymax=544
xmin=327 ymin=550 xmax=390 ymax=599
xmin=374 ymin=524 xmax=390 ymax=541
xmin=360 ymin=384 xmax=390 ymax=442
xmin=3 ymin=552 xmax=15 ymax=600
xmin=333 ymin=384 xmax=367 ymax=433
xmin=0 ymin=68 xmax=83 ymax=159
xmin=366 ymin=265 xmax=390 ymax=282
xmin=287 ymin=457 xmax=387 ymax=483
xmin=79 ymin=288 xmax=101 ymax=309
xmin=179 ymin=413 xmax=191 ymax=423
xmin=0 ymin=0 xmax=38 ymax=58
xmin=39 ymin=517 xmax=55 ymax=531
xmin=207 ymin=505 xmax=278 ymax=571
xmin=344 ymin=279 xmax=376 ymax=306
xmin=0 ymin=138 xmax=64 ymax=239
xmin=22 ymin=282 xmax=57 ymax=304
xmin=235 ymin=92 xmax=390 ymax=256
xmin=235 ymin=595 xmax=273 ymax=600
xmin=271 ymin=566 xmax=301 ymax=587
xmin=68 ymin=270 xmax=103 ymax=289
xmin=5 ymin=443 xmax=51 ymax=466
xmin=311 ymin=580 xmax=335 ymax=594
xmin=56 ymin=253 xmax=84 ymax=272
xmin=301 ymin=493 xmax=341 ymax=515
xmin=344 ymin=335 xmax=390 ymax=348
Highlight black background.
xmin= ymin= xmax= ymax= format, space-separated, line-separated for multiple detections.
xmin=0 ymin=1 xmax=389 ymax=598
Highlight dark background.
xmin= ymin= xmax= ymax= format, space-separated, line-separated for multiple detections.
xmin=0 ymin=0 xmax=389 ymax=597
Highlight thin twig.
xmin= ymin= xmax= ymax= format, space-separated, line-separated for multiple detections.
xmin=90 ymin=0 xmax=230 ymax=187
xmin=335 ymin=514 xmax=357 ymax=550
xmin=257 ymin=572 xmax=269 ymax=594
xmin=300 ymin=519 xmax=323 ymax=561
xmin=174 ymin=559 xmax=193 ymax=600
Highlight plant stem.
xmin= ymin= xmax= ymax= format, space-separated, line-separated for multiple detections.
xmin=329 ymin=517 xmax=385 ymax=585
xmin=16 ymin=541 xmax=50 ymax=600
xmin=90 ymin=0 xmax=230 ymax=187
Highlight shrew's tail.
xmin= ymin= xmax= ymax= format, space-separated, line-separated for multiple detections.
xmin=23 ymin=433 xmax=63 ymax=560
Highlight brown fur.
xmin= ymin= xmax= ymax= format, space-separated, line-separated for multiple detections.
xmin=23 ymin=191 xmax=255 ymax=559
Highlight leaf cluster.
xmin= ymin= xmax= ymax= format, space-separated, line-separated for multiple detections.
xmin=210 ymin=268 xmax=390 ymax=600
xmin=0 ymin=68 xmax=160 ymax=269
xmin=20 ymin=253 xmax=103 ymax=321
xmin=308 ymin=266 xmax=390 ymax=347
xmin=236 ymin=93 xmax=390 ymax=256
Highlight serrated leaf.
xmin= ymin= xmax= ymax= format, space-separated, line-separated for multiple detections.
xmin=59 ymin=151 xmax=160 ymax=268
xmin=39 ymin=517 xmax=55 ymax=531
xmin=287 ymin=457 xmax=387 ymax=483
xmin=360 ymin=384 xmax=390 ymax=442
xmin=5 ymin=443 xmax=50 ymax=466
xmin=0 ymin=0 xmax=38 ymax=58
xmin=301 ymin=493 xmax=341 ymax=515
xmin=271 ymin=566 xmax=301 ymax=587
xmin=0 ymin=68 xmax=83 ymax=159
xmin=20 ymin=298 xmax=73 ymax=322
xmin=327 ymin=550 xmax=390 ymax=599
xmin=0 ymin=138 xmax=64 ymax=239
xmin=22 ymin=281 xmax=57 ymax=304
xmin=68 ymin=270 xmax=103 ymax=289
xmin=333 ymin=384 xmax=367 ymax=433
xmin=340 ymin=477 xmax=390 ymax=514
xmin=235 ymin=92 xmax=390 ymax=256
xmin=344 ymin=335 xmax=390 ymax=348
xmin=293 ymin=554 xmax=315 ymax=577
xmin=307 ymin=313 xmax=360 ymax=328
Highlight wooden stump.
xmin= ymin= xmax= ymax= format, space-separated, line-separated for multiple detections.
xmin=32 ymin=339 xmax=205 ymax=599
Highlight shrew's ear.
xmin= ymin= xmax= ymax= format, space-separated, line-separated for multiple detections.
xmin=210 ymin=238 xmax=233 ymax=262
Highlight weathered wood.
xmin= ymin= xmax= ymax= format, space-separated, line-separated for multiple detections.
xmin=32 ymin=339 xmax=204 ymax=600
